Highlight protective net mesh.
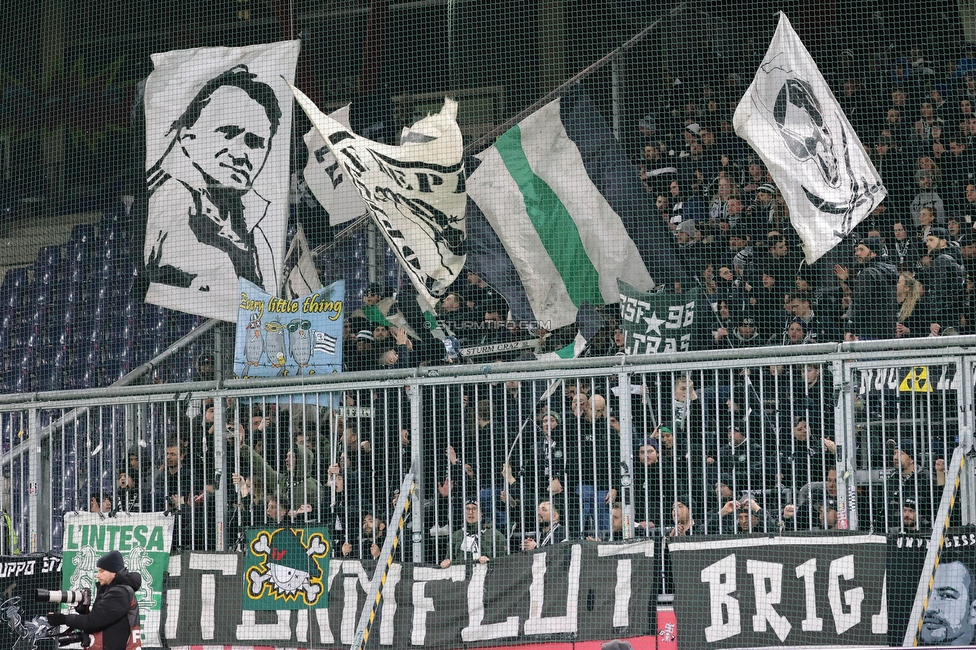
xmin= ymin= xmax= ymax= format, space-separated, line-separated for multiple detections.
xmin=1 ymin=1 xmax=975 ymax=649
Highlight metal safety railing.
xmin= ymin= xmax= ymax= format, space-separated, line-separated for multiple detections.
xmin=0 ymin=336 xmax=973 ymax=566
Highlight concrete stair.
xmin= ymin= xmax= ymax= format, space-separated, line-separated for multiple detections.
xmin=0 ymin=209 xmax=102 ymax=279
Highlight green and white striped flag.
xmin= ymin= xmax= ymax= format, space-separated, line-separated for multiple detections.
xmin=467 ymin=96 xmax=655 ymax=332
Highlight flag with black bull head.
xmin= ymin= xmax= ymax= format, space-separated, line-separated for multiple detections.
xmin=733 ymin=13 xmax=885 ymax=264
xmin=292 ymin=86 xmax=466 ymax=308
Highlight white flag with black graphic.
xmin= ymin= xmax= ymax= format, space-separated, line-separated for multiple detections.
xmin=292 ymin=86 xmax=466 ymax=307
xmin=144 ymin=41 xmax=300 ymax=322
xmin=733 ymin=13 xmax=885 ymax=264
xmin=314 ymin=331 xmax=337 ymax=355
xmin=303 ymin=105 xmax=369 ymax=226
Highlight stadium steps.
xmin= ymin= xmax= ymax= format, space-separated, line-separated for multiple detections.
xmin=0 ymin=211 xmax=102 ymax=280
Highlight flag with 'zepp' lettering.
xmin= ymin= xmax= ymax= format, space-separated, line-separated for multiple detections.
xmin=292 ymin=87 xmax=466 ymax=308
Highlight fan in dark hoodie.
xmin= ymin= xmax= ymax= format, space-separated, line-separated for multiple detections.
xmin=925 ymin=227 xmax=966 ymax=335
xmin=47 ymin=550 xmax=142 ymax=650
xmin=839 ymin=236 xmax=898 ymax=340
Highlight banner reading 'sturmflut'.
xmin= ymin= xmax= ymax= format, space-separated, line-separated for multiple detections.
xmin=234 ymin=278 xmax=344 ymax=378
xmin=733 ymin=13 xmax=885 ymax=263
xmin=62 ymin=512 xmax=173 ymax=647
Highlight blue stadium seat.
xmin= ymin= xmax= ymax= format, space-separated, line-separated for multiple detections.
xmin=35 ymin=245 xmax=61 ymax=279
xmin=0 ymin=269 xmax=29 ymax=353
xmin=68 ymin=225 xmax=97 ymax=280
xmin=169 ymin=343 xmax=201 ymax=383
xmin=142 ymin=306 xmax=170 ymax=358
xmin=67 ymin=224 xmax=97 ymax=254
xmin=11 ymin=348 xmax=32 ymax=393
xmin=101 ymin=360 xmax=124 ymax=386
xmin=1 ymin=267 xmax=29 ymax=308
xmin=51 ymin=521 xmax=63 ymax=550
xmin=34 ymin=360 xmax=60 ymax=392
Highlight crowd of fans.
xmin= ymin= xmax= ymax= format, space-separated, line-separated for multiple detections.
xmin=634 ymin=46 xmax=976 ymax=344
xmin=91 ymin=45 xmax=976 ymax=564
xmin=335 ymin=46 xmax=976 ymax=375
xmin=102 ymin=358 xmax=954 ymax=566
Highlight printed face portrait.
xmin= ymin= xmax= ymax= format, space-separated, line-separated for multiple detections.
xmin=180 ymin=86 xmax=273 ymax=192
xmin=921 ymin=561 xmax=976 ymax=646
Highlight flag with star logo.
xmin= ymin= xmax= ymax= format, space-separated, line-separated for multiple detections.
xmin=617 ymin=281 xmax=700 ymax=354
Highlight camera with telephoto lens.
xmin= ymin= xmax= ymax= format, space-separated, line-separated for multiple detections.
xmin=35 ymin=588 xmax=92 ymax=608
xmin=55 ymin=630 xmax=91 ymax=647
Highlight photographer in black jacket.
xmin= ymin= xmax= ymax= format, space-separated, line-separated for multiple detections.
xmin=48 ymin=550 xmax=142 ymax=650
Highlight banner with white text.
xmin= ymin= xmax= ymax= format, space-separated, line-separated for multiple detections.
xmin=668 ymin=533 xmax=887 ymax=649
xmin=0 ymin=552 xmax=63 ymax=650
xmin=162 ymin=540 xmax=656 ymax=648
xmin=618 ymin=281 xmax=699 ymax=354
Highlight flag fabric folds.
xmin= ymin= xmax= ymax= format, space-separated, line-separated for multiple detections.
xmin=303 ymin=105 xmax=369 ymax=227
xmin=733 ymin=13 xmax=886 ymax=264
xmin=467 ymin=90 xmax=686 ymax=332
xmin=292 ymin=86 xmax=467 ymax=308
xmin=463 ymin=192 xmax=537 ymax=327
xmin=282 ymin=223 xmax=322 ymax=300
xmin=536 ymin=302 xmax=604 ymax=360
xmin=618 ymin=281 xmax=700 ymax=355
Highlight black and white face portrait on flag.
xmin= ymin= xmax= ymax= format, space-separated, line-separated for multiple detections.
xmin=733 ymin=14 xmax=885 ymax=264
xmin=913 ymin=534 xmax=976 ymax=647
xmin=293 ymin=87 xmax=466 ymax=307
xmin=143 ymin=41 xmax=300 ymax=322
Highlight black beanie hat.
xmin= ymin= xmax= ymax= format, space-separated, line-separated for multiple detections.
xmin=97 ymin=550 xmax=124 ymax=574
xmin=859 ymin=236 xmax=885 ymax=255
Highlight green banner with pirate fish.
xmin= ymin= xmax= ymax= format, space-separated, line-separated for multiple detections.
xmin=244 ymin=526 xmax=331 ymax=609
xmin=62 ymin=512 xmax=174 ymax=646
